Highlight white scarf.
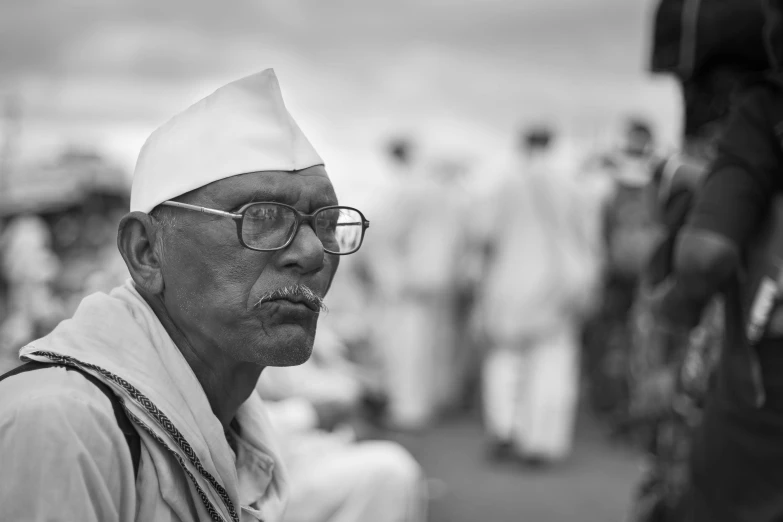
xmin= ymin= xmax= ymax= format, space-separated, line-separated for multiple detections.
xmin=20 ymin=280 xmax=289 ymax=522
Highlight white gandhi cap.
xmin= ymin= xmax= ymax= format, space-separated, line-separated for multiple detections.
xmin=130 ymin=69 xmax=324 ymax=213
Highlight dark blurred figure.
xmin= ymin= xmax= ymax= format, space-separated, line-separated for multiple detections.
xmin=581 ymin=117 xmax=664 ymax=432
xmin=626 ymin=3 xmax=774 ymax=518
xmin=625 ymin=136 xmax=722 ymax=522
xmin=649 ymin=2 xmax=783 ymax=520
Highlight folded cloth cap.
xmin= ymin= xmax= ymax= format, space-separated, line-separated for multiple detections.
xmin=130 ymin=69 xmax=324 ymax=213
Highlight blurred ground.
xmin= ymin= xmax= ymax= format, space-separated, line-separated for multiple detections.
xmin=383 ymin=411 xmax=642 ymax=522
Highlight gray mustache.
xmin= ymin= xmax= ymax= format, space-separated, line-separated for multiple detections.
xmin=254 ymin=284 xmax=327 ymax=312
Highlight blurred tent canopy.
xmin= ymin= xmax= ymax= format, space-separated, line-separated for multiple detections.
xmin=0 ymin=148 xmax=129 ymax=218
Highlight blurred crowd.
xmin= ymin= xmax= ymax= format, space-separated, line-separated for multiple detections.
xmin=330 ymin=117 xmax=685 ymax=464
xmin=0 ymin=150 xmax=130 ymax=374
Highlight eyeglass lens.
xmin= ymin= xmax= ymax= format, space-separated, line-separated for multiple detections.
xmin=241 ymin=203 xmax=364 ymax=253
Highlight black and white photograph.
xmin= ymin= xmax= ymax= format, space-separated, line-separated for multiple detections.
xmin=0 ymin=1 xmax=780 ymax=521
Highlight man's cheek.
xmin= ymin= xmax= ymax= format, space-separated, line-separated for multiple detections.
xmin=323 ymin=255 xmax=341 ymax=295
xmin=202 ymin=252 xmax=260 ymax=301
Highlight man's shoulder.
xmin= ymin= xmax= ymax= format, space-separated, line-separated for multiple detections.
xmin=0 ymin=364 xmax=116 ymax=425
xmin=0 ymin=364 xmax=137 ymax=520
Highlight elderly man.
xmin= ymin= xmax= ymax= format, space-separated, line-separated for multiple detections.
xmin=0 ymin=70 xmax=373 ymax=521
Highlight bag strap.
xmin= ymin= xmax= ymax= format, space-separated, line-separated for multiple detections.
xmin=0 ymin=361 xmax=141 ymax=477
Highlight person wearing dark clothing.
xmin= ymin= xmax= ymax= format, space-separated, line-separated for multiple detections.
xmin=656 ymin=75 xmax=783 ymax=521
xmin=625 ymin=149 xmax=722 ymax=522
xmin=581 ymin=117 xmax=663 ymax=432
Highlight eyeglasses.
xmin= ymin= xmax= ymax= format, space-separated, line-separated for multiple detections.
xmin=160 ymin=201 xmax=370 ymax=255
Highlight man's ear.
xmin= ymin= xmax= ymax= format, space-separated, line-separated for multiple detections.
xmin=118 ymin=211 xmax=165 ymax=295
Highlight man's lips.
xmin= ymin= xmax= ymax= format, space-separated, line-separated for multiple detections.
xmin=263 ymin=296 xmax=320 ymax=312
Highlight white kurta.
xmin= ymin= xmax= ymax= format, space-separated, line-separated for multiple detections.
xmin=362 ymin=169 xmax=467 ymax=429
xmin=259 ymin=396 xmax=427 ymax=522
xmin=476 ymin=155 xmax=605 ymax=461
xmin=258 ymin=326 xmax=427 ymax=522
xmin=3 ymin=281 xmax=289 ymax=522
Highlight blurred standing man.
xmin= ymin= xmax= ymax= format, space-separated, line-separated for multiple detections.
xmin=476 ymin=126 xmax=599 ymax=464
xmin=652 ymin=2 xmax=783 ymax=519
xmin=361 ymin=138 xmax=467 ymax=430
xmin=0 ymin=214 xmax=65 ymax=374
xmin=0 ymin=69 xmax=371 ymax=521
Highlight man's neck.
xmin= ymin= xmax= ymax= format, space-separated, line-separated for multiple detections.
xmin=183 ymin=352 xmax=264 ymax=430
xmin=141 ymin=292 xmax=263 ymax=431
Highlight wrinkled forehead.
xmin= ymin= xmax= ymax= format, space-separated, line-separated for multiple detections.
xmin=181 ymin=165 xmax=337 ymax=209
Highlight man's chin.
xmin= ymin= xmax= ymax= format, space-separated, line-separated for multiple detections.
xmin=260 ymin=326 xmax=315 ymax=367
xmin=265 ymin=343 xmax=314 ymax=367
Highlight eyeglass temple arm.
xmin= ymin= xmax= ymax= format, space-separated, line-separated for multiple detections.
xmin=160 ymin=201 xmax=242 ymax=219
xmin=160 ymin=201 xmax=369 ymax=227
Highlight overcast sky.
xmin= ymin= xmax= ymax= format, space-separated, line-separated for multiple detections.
xmin=1 ymin=0 xmax=679 ymax=201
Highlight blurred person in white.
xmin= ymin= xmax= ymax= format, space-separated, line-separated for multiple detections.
xmin=0 ymin=214 xmax=66 ymax=373
xmin=428 ymin=155 xmax=486 ymax=411
xmin=473 ymin=125 xmax=603 ymax=465
xmin=0 ymin=69 xmax=371 ymax=522
xmin=257 ymin=324 xmax=427 ymax=522
xmin=359 ymin=138 xmax=470 ymax=430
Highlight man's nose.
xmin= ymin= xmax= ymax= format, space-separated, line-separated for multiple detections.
xmin=277 ymin=221 xmax=325 ymax=274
